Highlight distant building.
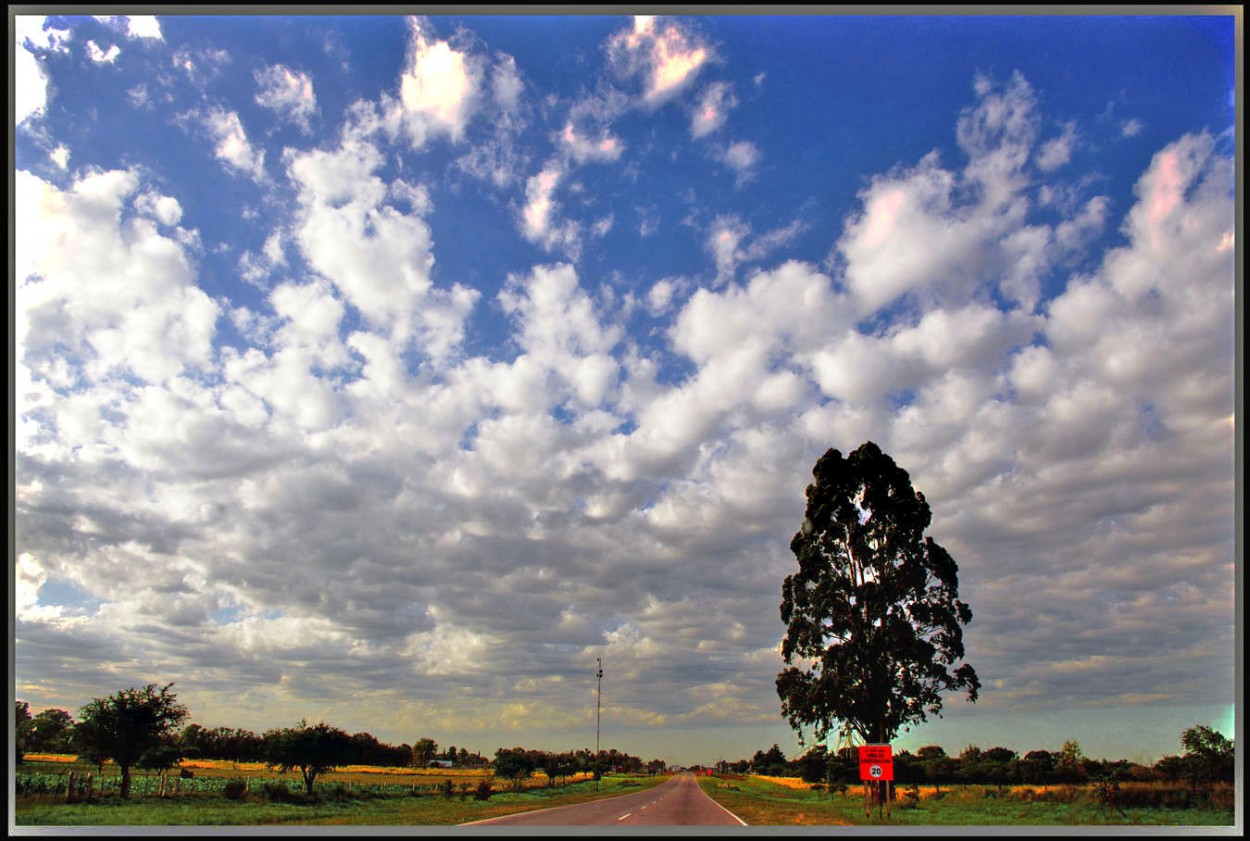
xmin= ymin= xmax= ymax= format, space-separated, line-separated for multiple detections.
xmin=428 ymin=759 xmax=454 ymax=768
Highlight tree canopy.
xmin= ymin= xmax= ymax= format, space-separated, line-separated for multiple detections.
xmin=264 ymin=719 xmax=354 ymax=795
xmin=777 ymin=442 xmax=979 ymax=747
xmin=73 ymin=683 xmax=189 ymax=798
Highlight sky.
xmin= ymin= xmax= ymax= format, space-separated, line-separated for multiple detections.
xmin=11 ymin=9 xmax=1240 ymax=769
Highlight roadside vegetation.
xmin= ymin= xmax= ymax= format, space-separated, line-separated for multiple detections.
xmin=697 ymin=774 xmax=1236 ymax=827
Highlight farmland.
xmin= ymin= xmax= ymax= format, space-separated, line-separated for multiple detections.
xmin=14 ymin=754 xmax=663 ymax=826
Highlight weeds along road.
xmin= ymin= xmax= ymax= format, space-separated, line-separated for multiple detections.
xmin=461 ymin=772 xmax=747 ymax=827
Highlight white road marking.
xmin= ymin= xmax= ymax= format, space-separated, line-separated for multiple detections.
xmin=617 ymin=813 xmax=631 ymax=821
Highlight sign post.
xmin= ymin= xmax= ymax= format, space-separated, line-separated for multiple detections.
xmin=858 ymin=744 xmax=894 ymax=820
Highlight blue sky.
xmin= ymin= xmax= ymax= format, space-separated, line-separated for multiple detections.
xmin=12 ymin=10 xmax=1239 ymax=768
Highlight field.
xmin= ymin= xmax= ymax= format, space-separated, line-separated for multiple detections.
xmin=13 ymin=754 xmax=662 ymax=827
xmin=697 ymin=774 xmax=1239 ymax=827
xmin=13 ymin=758 xmax=1238 ymax=827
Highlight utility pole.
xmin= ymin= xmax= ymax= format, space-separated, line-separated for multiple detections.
xmin=595 ymin=657 xmax=603 ymax=792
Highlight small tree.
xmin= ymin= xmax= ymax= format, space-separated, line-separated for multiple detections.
xmin=73 ymin=683 xmax=190 ymax=798
xmin=15 ymin=701 xmax=33 ymax=764
xmin=413 ymin=737 xmax=438 ymax=766
xmin=1179 ymin=725 xmax=1235 ymax=787
xmin=493 ymin=747 xmax=536 ymax=791
xmin=29 ymin=708 xmax=77 ymax=754
xmin=264 ymin=720 xmax=353 ymax=796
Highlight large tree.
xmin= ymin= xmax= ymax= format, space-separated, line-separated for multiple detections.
xmin=73 ymin=683 xmax=190 ymax=798
xmin=777 ymin=442 xmax=979 ymax=750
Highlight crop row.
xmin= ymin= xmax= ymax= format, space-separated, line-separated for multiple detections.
xmin=15 ymin=772 xmax=472 ymax=798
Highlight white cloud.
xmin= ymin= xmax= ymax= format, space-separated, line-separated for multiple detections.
xmin=690 ymin=81 xmax=736 ymax=138
xmin=491 ymin=52 xmax=523 ymax=110
xmin=520 ymin=161 xmax=582 ymax=257
xmin=255 ymin=64 xmax=318 ymax=132
xmin=1036 ymin=121 xmax=1078 ymax=172
xmin=95 ymin=15 xmax=163 ymax=41
xmin=396 ymin=17 xmax=481 ymax=146
xmin=608 ymin=15 xmax=709 ymax=106
xmin=204 ymin=108 xmax=267 ymax=182
xmin=86 ymin=40 xmax=121 ymax=64
xmin=560 ymin=122 xmax=625 ymax=164
xmin=13 ymin=16 xmax=69 ymax=124
xmin=16 ymin=168 xmax=220 ymax=389
xmin=717 ymin=140 xmax=760 ymax=183
xmin=126 ymin=16 xmax=163 ymax=40
xmin=285 ymin=129 xmax=479 ymax=362
xmin=837 ymin=74 xmax=1048 ymax=314
xmin=15 ymin=45 xmax=49 ymax=124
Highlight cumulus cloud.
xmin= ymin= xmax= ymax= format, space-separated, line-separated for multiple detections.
xmin=16 ymin=168 xmax=220 ymax=388
xmin=13 ymin=16 xmax=1234 ymax=764
xmin=836 ymin=72 xmax=1061 ymax=314
xmin=283 ymin=120 xmax=480 ymax=363
xmin=608 ymin=15 xmax=710 ymax=106
xmin=255 ymin=64 xmax=318 ymax=132
xmin=520 ymin=160 xmax=582 ymax=257
xmin=395 ymin=17 xmax=482 ymax=146
xmin=96 ymin=15 xmax=163 ymax=41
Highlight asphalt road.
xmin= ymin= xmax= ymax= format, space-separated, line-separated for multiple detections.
xmin=461 ymin=772 xmax=748 ymax=827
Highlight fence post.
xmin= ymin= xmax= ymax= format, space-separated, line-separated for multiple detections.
xmin=66 ymin=771 xmax=76 ymax=803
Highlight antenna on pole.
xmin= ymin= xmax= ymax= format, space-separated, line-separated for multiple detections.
xmin=595 ymin=657 xmax=603 ymax=791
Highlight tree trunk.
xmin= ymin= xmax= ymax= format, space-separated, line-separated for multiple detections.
xmin=120 ymin=766 xmax=132 ymax=799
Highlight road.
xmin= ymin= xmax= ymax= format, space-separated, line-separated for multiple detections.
xmin=461 ymin=772 xmax=748 ymax=827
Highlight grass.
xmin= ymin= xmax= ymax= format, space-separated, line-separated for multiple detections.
xmin=696 ymin=775 xmax=1238 ymax=827
xmin=13 ymin=759 xmax=669 ymax=827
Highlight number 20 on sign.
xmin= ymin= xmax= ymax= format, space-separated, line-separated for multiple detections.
xmin=858 ymin=744 xmax=894 ymax=782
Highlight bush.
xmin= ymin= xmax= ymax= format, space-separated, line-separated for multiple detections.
xmin=439 ymin=778 xmax=455 ymax=800
xmin=263 ymin=781 xmax=296 ymax=803
xmin=222 ymin=778 xmax=248 ymax=801
xmin=473 ymin=779 xmax=494 ymax=801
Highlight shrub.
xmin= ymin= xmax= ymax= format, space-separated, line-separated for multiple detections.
xmin=439 ymin=778 xmax=455 ymax=800
xmin=263 ymin=781 xmax=296 ymax=803
xmin=222 ymin=778 xmax=248 ymax=801
xmin=473 ymin=779 xmax=494 ymax=801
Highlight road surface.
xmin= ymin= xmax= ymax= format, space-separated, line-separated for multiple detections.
xmin=461 ymin=772 xmax=747 ymax=827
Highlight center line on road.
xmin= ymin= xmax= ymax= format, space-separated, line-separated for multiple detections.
xmin=617 ymin=813 xmax=631 ymax=821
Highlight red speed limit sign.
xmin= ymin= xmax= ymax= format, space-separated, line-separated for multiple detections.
xmin=858 ymin=744 xmax=894 ymax=781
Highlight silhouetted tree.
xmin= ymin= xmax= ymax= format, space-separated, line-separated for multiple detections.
xmin=1179 ymin=725 xmax=1235 ymax=786
xmin=777 ymin=442 xmax=979 ymax=794
xmin=74 ymin=683 xmax=189 ymax=798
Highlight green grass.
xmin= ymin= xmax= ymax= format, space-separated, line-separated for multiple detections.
xmin=13 ymin=774 xmax=669 ymax=827
xmin=696 ymin=776 xmax=1237 ymax=827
